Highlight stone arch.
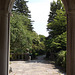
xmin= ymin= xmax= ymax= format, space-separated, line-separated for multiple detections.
xmin=0 ymin=0 xmax=75 ymax=75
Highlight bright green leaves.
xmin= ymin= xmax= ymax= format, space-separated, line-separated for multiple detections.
xmin=50 ymin=32 xmax=67 ymax=53
xmin=56 ymin=50 xmax=66 ymax=71
xmin=47 ymin=9 xmax=67 ymax=38
xmin=10 ymin=12 xmax=45 ymax=57
xmin=48 ymin=0 xmax=62 ymax=23
xmin=45 ymin=0 xmax=67 ymax=70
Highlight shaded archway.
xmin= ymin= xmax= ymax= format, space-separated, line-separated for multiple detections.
xmin=0 ymin=0 xmax=75 ymax=75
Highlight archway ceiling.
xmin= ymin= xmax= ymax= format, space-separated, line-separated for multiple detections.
xmin=0 ymin=0 xmax=15 ymax=12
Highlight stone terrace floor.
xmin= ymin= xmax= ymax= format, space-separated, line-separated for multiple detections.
xmin=9 ymin=55 xmax=66 ymax=75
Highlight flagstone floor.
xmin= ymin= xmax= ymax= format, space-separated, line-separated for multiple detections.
xmin=9 ymin=55 xmax=66 ymax=75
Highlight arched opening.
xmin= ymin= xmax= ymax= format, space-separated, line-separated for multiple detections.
xmin=11 ymin=0 xmax=66 ymax=74
xmin=0 ymin=0 xmax=75 ymax=75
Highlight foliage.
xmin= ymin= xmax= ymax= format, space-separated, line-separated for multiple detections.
xmin=50 ymin=32 xmax=67 ymax=53
xmin=10 ymin=12 xmax=45 ymax=59
xmin=31 ymin=36 xmax=45 ymax=58
xmin=39 ymin=35 xmax=46 ymax=42
xmin=47 ymin=0 xmax=63 ymax=23
xmin=13 ymin=0 xmax=30 ymax=17
xmin=45 ymin=0 xmax=67 ymax=70
xmin=10 ymin=12 xmax=32 ymax=53
xmin=13 ymin=0 xmax=33 ymax=31
xmin=47 ymin=9 xmax=67 ymax=38
xmin=45 ymin=32 xmax=67 ymax=59
xmin=56 ymin=50 xmax=66 ymax=71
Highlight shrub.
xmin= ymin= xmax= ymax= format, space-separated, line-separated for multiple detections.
xmin=56 ymin=50 xmax=66 ymax=71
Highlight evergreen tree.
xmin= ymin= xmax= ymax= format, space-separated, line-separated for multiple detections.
xmin=13 ymin=0 xmax=30 ymax=17
xmin=45 ymin=0 xmax=67 ymax=70
xmin=47 ymin=0 xmax=62 ymax=25
xmin=13 ymin=0 xmax=33 ymax=31
xmin=47 ymin=9 xmax=66 ymax=38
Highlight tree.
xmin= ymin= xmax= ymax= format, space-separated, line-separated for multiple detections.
xmin=10 ymin=12 xmax=36 ymax=54
xmin=50 ymin=32 xmax=67 ymax=53
xmin=39 ymin=35 xmax=45 ymax=42
xmin=46 ymin=0 xmax=66 ymax=57
xmin=13 ymin=0 xmax=31 ymax=17
xmin=47 ymin=9 xmax=67 ymax=38
xmin=13 ymin=0 xmax=34 ymax=31
xmin=45 ymin=0 xmax=67 ymax=70
xmin=10 ymin=12 xmax=45 ymax=59
xmin=47 ymin=0 xmax=62 ymax=24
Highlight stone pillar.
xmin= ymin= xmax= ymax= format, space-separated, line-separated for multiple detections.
xmin=0 ymin=11 xmax=9 ymax=75
xmin=0 ymin=0 xmax=15 ymax=74
xmin=62 ymin=0 xmax=75 ymax=74
xmin=67 ymin=11 xmax=75 ymax=75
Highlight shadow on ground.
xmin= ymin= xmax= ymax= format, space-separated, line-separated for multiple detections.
xmin=25 ymin=55 xmax=66 ymax=74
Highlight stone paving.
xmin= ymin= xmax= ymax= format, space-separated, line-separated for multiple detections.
xmin=9 ymin=55 xmax=66 ymax=75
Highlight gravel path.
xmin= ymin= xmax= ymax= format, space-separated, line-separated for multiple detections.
xmin=9 ymin=55 xmax=66 ymax=75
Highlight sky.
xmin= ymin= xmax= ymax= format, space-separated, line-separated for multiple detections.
xmin=27 ymin=0 xmax=57 ymax=36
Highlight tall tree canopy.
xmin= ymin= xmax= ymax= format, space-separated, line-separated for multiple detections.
xmin=13 ymin=0 xmax=33 ymax=31
xmin=47 ymin=0 xmax=62 ymax=24
xmin=10 ymin=0 xmax=46 ymax=60
xmin=47 ymin=9 xmax=67 ymax=38
xmin=13 ymin=0 xmax=30 ymax=17
xmin=45 ymin=0 xmax=67 ymax=70
xmin=10 ymin=12 xmax=45 ymax=58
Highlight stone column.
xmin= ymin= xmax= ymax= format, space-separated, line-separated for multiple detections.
xmin=0 ymin=11 xmax=9 ymax=75
xmin=62 ymin=0 xmax=75 ymax=74
xmin=67 ymin=11 xmax=75 ymax=75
